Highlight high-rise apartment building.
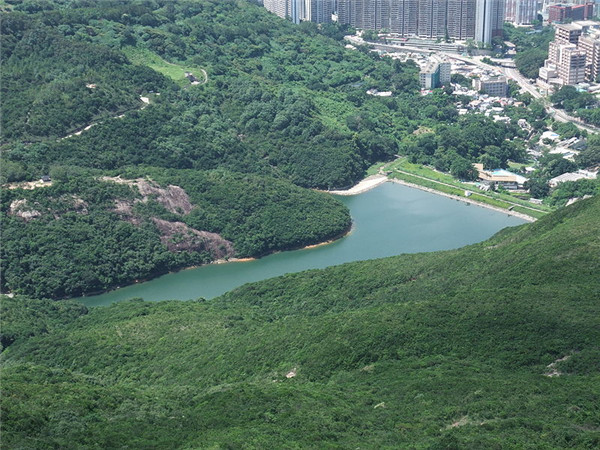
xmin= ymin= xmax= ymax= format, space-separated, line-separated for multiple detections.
xmin=505 ymin=0 xmax=538 ymax=24
xmin=264 ymin=0 xmax=289 ymax=20
xmin=553 ymin=43 xmax=587 ymax=83
xmin=578 ymin=28 xmax=600 ymax=81
xmin=548 ymin=2 xmax=595 ymax=23
xmin=447 ymin=0 xmax=477 ymax=41
xmin=264 ymin=0 xmax=334 ymax=24
xmin=417 ymin=0 xmax=448 ymax=38
xmin=337 ymin=0 xmax=504 ymax=44
xmin=541 ymin=21 xmax=600 ymax=85
xmin=389 ymin=0 xmax=419 ymax=35
xmin=309 ymin=0 xmax=335 ymax=23
xmin=475 ymin=0 xmax=506 ymax=44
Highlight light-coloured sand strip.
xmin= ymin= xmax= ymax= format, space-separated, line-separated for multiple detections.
xmin=389 ymin=178 xmax=536 ymax=222
xmin=328 ymin=175 xmax=388 ymax=196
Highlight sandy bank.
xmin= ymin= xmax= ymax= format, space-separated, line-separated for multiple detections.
xmin=328 ymin=175 xmax=388 ymax=196
xmin=213 ymin=257 xmax=256 ymax=265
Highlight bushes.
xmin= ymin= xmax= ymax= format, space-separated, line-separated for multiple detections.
xmin=0 ymin=169 xmax=350 ymax=298
xmin=2 ymin=196 xmax=599 ymax=447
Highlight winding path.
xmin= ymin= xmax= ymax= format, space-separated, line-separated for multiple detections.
xmin=59 ymin=95 xmax=150 ymax=141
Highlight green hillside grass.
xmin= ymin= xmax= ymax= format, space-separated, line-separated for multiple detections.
xmin=121 ymin=46 xmax=207 ymax=85
xmin=2 ymin=196 xmax=599 ymax=448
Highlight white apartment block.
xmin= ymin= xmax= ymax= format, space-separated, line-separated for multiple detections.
xmin=541 ymin=21 xmax=600 ymax=85
xmin=505 ymin=0 xmax=538 ymax=25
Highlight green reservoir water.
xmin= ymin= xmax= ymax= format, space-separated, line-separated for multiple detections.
xmin=81 ymin=182 xmax=525 ymax=306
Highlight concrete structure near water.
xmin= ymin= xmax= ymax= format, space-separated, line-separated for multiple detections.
xmin=474 ymin=164 xmax=528 ymax=190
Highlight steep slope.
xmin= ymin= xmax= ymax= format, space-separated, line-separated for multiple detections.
xmin=2 ymin=196 xmax=599 ymax=448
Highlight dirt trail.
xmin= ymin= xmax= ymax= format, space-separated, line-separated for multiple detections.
xmin=60 ymin=95 xmax=151 ymax=141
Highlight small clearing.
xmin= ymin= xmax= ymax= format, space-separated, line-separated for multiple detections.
xmin=545 ymin=354 xmax=572 ymax=377
xmin=8 ymin=199 xmax=42 ymax=221
xmin=5 ymin=180 xmax=52 ymax=190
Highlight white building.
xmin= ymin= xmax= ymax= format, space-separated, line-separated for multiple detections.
xmin=505 ymin=0 xmax=538 ymax=25
xmin=264 ymin=0 xmax=334 ymax=24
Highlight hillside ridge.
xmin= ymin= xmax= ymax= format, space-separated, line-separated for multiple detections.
xmin=2 ymin=195 xmax=598 ymax=448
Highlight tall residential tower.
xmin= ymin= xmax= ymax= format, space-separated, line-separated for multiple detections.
xmin=336 ymin=0 xmax=505 ymax=44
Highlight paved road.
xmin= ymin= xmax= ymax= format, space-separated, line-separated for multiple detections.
xmin=362 ymin=38 xmax=599 ymax=133
xmin=442 ymin=53 xmax=599 ymax=134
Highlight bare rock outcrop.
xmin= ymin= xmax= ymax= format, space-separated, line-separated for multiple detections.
xmin=9 ymin=199 xmax=42 ymax=221
xmin=152 ymin=218 xmax=235 ymax=259
xmin=101 ymin=176 xmax=193 ymax=215
xmin=102 ymin=176 xmax=234 ymax=258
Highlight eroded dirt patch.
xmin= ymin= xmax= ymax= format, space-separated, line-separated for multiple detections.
xmin=152 ymin=218 xmax=234 ymax=259
xmin=101 ymin=176 xmax=194 ymax=215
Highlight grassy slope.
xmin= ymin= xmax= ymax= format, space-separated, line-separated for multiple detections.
xmin=1 ymin=198 xmax=599 ymax=447
xmin=121 ymin=46 xmax=207 ymax=86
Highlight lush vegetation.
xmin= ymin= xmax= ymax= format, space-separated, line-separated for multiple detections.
xmin=525 ymin=133 xmax=600 ymax=206
xmin=2 ymin=195 xmax=599 ymax=447
xmin=1 ymin=0 xmax=538 ymax=190
xmin=1 ymin=0 xmax=553 ymax=298
xmin=1 ymin=168 xmax=350 ymax=298
xmin=551 ymin=86 xmax=600 ymax=127
xmin=504 ymin=23 xmax=554 ymax=79
xmin=0 ymin=0 xmax=418 ymax=189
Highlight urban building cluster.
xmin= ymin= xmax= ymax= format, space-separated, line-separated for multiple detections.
xmin=262 ymin=1 xmax=598 ymax=40
xmin=547 ymin=1 xmax=595 ymax=22
xmin=540 ymin=20 xmax=600 ymax=85
xmin=262 ymin=0 xmax=335 ymax=24
xmin=505 ymin=0 xmax=538 ymax=25
xmin=263 ymin=0 xmax=506 ymax=44
xmin=336 ymin=0 xmax=505 ymax=44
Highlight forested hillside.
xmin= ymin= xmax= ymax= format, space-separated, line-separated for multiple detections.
xmin=1 ymin=168 xmax=349 ymax=298
xmin=2 ymin=0 xmax=532 ymax=186
xmin=1 ymin=0 xmax=551 ymax=297
xmin=2 ymin=195 xmax=599 ymax=448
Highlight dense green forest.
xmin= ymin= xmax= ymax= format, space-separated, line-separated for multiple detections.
xmin=551 ymin=86 xmax=600 ymax=127
xmin=2 ymin=195 xmax=599 ymax=448
xmin=1 ymin=169 xmax=350 ymax=298
xmin=504 ymin=23 xmax=554 ymax=79
xmin=1 ymin=0 xmax=544 ymax=297
xmin=1 ymin=1 xmax=599 ymax=446
xmin=2 ymin=0 xmax=533 ymax=187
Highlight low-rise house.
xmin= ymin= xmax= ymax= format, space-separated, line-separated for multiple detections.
xmin=549 ymin=170 xmax=597 ymax=187
xmin=473 ymin=164 xmax=528 ymax=190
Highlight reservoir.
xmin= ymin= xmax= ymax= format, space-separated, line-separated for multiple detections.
xmin=81 ymin=182 xmax=525 ymax=306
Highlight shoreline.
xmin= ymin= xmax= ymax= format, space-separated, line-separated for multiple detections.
xmin=326 ymin=175 xmax=388 ymax=196
xmin=323 ymin=172 xmax=537 ymax=222
xmin=54 ymin=175 xmax=535 ymax=302
xmin=213 ymin=257 xmax=256 ymax=265
xmin=79 ymin=227 xmax=353 ymax=301
xmin=388 ymin=178 xmax=537 ymax=222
